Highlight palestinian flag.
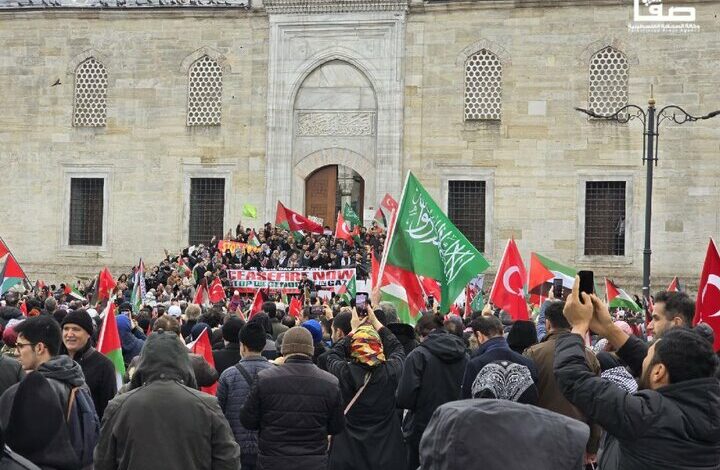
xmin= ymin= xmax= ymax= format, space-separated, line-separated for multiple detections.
xmin=0 ymin=238 xmax=8 ymax=258
xmin=248 ymin=229 xmax=261 ymax=248
xmin=65 ymin=285 xmax=85 ymax=301
xmin=528 ymin=252 xmax=576 ymax=305
xmin=177 ymin=257 xmax=191 ymax=276
xmin=130 ymin=259 xmax=146 ymax=313
xmin=0 ymin=254 xmax=26 ymax=295
xmin=667 ymin=277 xmax=682 ymax=292
xmin=337 ymin=275 xmax=357 ymax=304
xmin=97 ymin=303 xmax=125 ymax=391
xmin=606 ymin=278 xmax=642 ymax=312
xmin=380 ymin=283 xmax=416 ymax=325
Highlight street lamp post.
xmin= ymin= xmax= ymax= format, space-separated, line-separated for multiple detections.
xmin=576 ymin=87 xmax=720 ymax=301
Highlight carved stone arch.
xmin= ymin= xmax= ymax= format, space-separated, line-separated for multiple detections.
xmin=578 ymin=38 xmax=639 ymax=67
xmin=288 ymin=47 xmax=383 ymax=108
xmin=292 ymin=148 xmax=376 ymax=217
xmin=180 ymin=47 xmax=230 ymax=74
xmin=68 ymin=49 xmax=108 ymax=75
xmin=456 ymin=39 xmax=511 ymax=67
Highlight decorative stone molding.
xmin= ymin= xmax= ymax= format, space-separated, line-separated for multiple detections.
xmin=456 ymin=39 xmax=511 ymax=67
xmin=296 ymin=112 xmax=375 ymax=137
xmin=180 ymin=47 xmax=230 ymax=74
xmin=578 ymin=37 xmax=640 ymax=67
xmin=0 ymin=0 xmax=248 ymax=8
xmin=264 ymin=0 xmax=408 ymax=14
xmin=68 ymin=49 xmax=108 ymax=75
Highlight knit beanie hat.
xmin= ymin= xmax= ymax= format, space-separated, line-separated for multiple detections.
xmin=61 ymin=309 xmax=94 ymax=336
xmin=281 ymin=326 xmax=314 ymax=358
xmin=302 ymin=319 xmax=323 ymax=344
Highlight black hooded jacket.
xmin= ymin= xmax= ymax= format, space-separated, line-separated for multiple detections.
xmin=396 ymin=329 xmax=468 ymax=440
xmin=555 ymin=333 xmax=720 ymax=470
xmin=94 ymin=332 xmax=239 ymax=470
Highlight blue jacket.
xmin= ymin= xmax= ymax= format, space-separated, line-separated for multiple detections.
xmin=116 ymin=314 xmax=145 ymax=366
xmin=217 ymin=356 xmax=273 ymax=460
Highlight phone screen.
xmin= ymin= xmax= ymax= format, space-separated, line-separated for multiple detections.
xmin=552 ymin=278 xmax=564 ymax=299
xmin=578 ymin=270 xmax=594 ymax=303
xmin=356 ymin=293 xmax=367 ymax=311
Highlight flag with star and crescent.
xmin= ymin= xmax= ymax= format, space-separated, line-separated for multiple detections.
xmin=489 ymin=238 xmax=529 ymax=321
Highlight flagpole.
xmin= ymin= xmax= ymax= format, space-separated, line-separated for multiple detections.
xmin=377 ymin=172 xmax=411 ymax=293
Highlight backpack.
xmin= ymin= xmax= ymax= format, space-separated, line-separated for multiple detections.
xmin=65 ymin=386 xmax=100 ymax=468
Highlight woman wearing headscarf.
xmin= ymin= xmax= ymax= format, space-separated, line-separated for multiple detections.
xmin=319 ymin=307 xmax=406 ymax=470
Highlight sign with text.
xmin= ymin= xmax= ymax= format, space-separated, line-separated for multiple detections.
xmin=227 ymin=268 xmax=357 ymax=293
xmin=217 ymin=240 xmax=261 ymax=254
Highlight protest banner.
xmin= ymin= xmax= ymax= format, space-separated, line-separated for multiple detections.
xmin=217 ymin=239 xmax=261 ymax=254
xmin=227 ymin=268 xmax=356 ymax=293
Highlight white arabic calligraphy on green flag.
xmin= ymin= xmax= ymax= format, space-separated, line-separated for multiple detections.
xmin=385 ymin=172 xmax=490 ymax=313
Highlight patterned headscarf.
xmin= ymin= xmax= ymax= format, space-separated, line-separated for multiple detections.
xmin=350 ymin=325 xmax=385 ymax=367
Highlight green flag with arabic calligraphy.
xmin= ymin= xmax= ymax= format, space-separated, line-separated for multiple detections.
xmin=385 ymin=172 xmax=490 ymax=313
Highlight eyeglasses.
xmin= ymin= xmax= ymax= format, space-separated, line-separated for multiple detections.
xmin=15 ymin=342 xmax=36 ymax=351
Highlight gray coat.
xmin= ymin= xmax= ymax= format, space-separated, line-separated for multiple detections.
xmin=419 ymin=399 xmax=589 ymax=470
xmin=94 ymin=333 xmax=240 ymax=470
xmin=217 ymin=356 xmax=273 ymax=461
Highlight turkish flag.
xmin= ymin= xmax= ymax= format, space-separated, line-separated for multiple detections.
xmin=279 ymin=203 xmax=324 ymax=234
xmin=694 ymin=239 xmax=720 ymax=351
xmin=334 ymin=212 xmax=355 ymax=246
xmin=489 ymin=239 xmax=529 ymax=320
xmin=288 ymin=296 xmax=303 ymax=319
xmin=248 ymin=290 xmax=267 ymax=320
xmin=190 ymin=328 xmax=218 ymax=395
xmin=97 ymin=267 xmax=116 ymax=302
xmin=208 ymin=277 xmax=226 ymax=304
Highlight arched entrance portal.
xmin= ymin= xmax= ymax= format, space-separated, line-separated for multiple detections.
xmin=305 ymin=165 xmax=364 ymax=229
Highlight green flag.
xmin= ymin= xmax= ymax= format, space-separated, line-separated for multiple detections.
xmin=338 ymin=275 xmax=357 ymax=304
xmin=343 ymin=203 xmax=363 ymax=245
xmin=242 ymin=203 xmax=258 ymax=219
xmin=386 ymin=172 xmax=490 ymax=313
xmin=470 ymin=290 xmax=484 ymax=311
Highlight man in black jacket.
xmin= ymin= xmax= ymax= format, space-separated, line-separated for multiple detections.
xmin=0 ymin=355 xmax=23 ymax=397
xmin=555 ymin=279 xmax=720 ymax=470
xmin=240 ymin=326 xmax=344 ymax=470
xmin=461 ymin=315 xmax=539 ymax=404
xmin=396 ymin=315 xmax=468 ymax=470
xmin=212 ymin=315 xmax=245 ymax=375
xmin=61 ymin=309 xmax=116 ymax=419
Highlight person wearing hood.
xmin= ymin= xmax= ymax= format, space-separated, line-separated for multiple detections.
xmin=302 ymin=319 xmax=327 ymax=364
xmin=116 ymin=314 xmax=145 ymax=367
xmin=557 ymin=282 xmax=720 ymax=470
xmin=319 ymin=307 xmax=406 ymax=470
xmin=0 ymin=316 xmax=99 ymax=469
xmin=1 ymin=372 xmax=78 ymax=470
xmin=60 ymin=309 xmax=116 ymax=419
xmin=94 ymin=331 xmax=240 ymax=470
xmin=0 ymin=293 xmax=23 ymax=329
xmin=419 ymin=399 xmax=589 ymax=470
xmin=395 ymin=314 xmax=468 ymax=470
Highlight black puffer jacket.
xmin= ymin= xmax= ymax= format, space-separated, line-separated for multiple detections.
xmin=555 ymin=333 xmax=720 ymax=470
xmin=396 ymin=329 xmax=468 ymax=440
xmin=0 ymin=307 xmax=22 ymax=328
xmin=0 ymin=355 xmax=24 ymax=397
xmin=240 ymin=355 xmax=344 ymax=470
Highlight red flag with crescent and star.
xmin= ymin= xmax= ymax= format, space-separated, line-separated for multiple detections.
xmin=694 ymin=238 xmax=720 ymax=351
xmin=489 ymin=239 xmax=529 ymax=321
xmin=275 ymin=202 xmax=324 ymax=235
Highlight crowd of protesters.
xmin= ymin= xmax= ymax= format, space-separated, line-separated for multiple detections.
xmin=0 ymin=223 xmax=719 ymax=469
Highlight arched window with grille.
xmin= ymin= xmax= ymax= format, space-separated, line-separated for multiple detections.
xmin=464 ymin=49 xmax=502 ymax=121
xmin=73 ymin=58 xmax=107 ymax=127
xmin=187 ymin=55 xmax=223 ymax=126
xmin=588 ymin=46 xmax=629 ymax=118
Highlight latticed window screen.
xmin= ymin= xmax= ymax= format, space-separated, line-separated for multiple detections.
xmin=187 ymin=56 xmax=223 ymax=126
xmin=189 ymin=178 xmax=225 ymax=245
xmin=588 ymin=47 xmax=629 ymax=118
xmin=585 ymin=181 xmax=626 ymax=256
xmin=73 ymin=58 xmax=108 ymax=127
xmin=69 ymin=178 xmax=104 ymax=246
xmin=448 ymin=180 xmax=486 ymax=251
xmin=464 ymin=49 xmax=502 ymax=121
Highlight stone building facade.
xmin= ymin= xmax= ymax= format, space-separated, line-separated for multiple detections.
xmin=0 ymin=0 xmax=718 ymax=292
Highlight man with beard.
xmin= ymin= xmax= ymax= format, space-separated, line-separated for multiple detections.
xmin=554 ymin=279 xmax=720 ymax=470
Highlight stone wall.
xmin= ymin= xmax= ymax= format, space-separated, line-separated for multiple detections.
xmin=1 ymin=0 xmax=719 ymax=293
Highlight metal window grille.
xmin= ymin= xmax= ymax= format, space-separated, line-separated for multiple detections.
xmin=588 ymin=47 xmax=629 ymax=118
xmin=584 ymin=181 xmax=626 ymax=256
xmin=73 ymin=58 xmax=108 ymax=127
xmin=69 ymin=178 xmax=104 ymax=246
xmin=448 ymin=180 xmax=486 ymax=251
xmin=187 ymin=55 xmax=223 ymax=126
xmin=464 ymin=49 xmax=502 ymax=121
xmin=189 ymin=178 xmax=225 ymax=245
